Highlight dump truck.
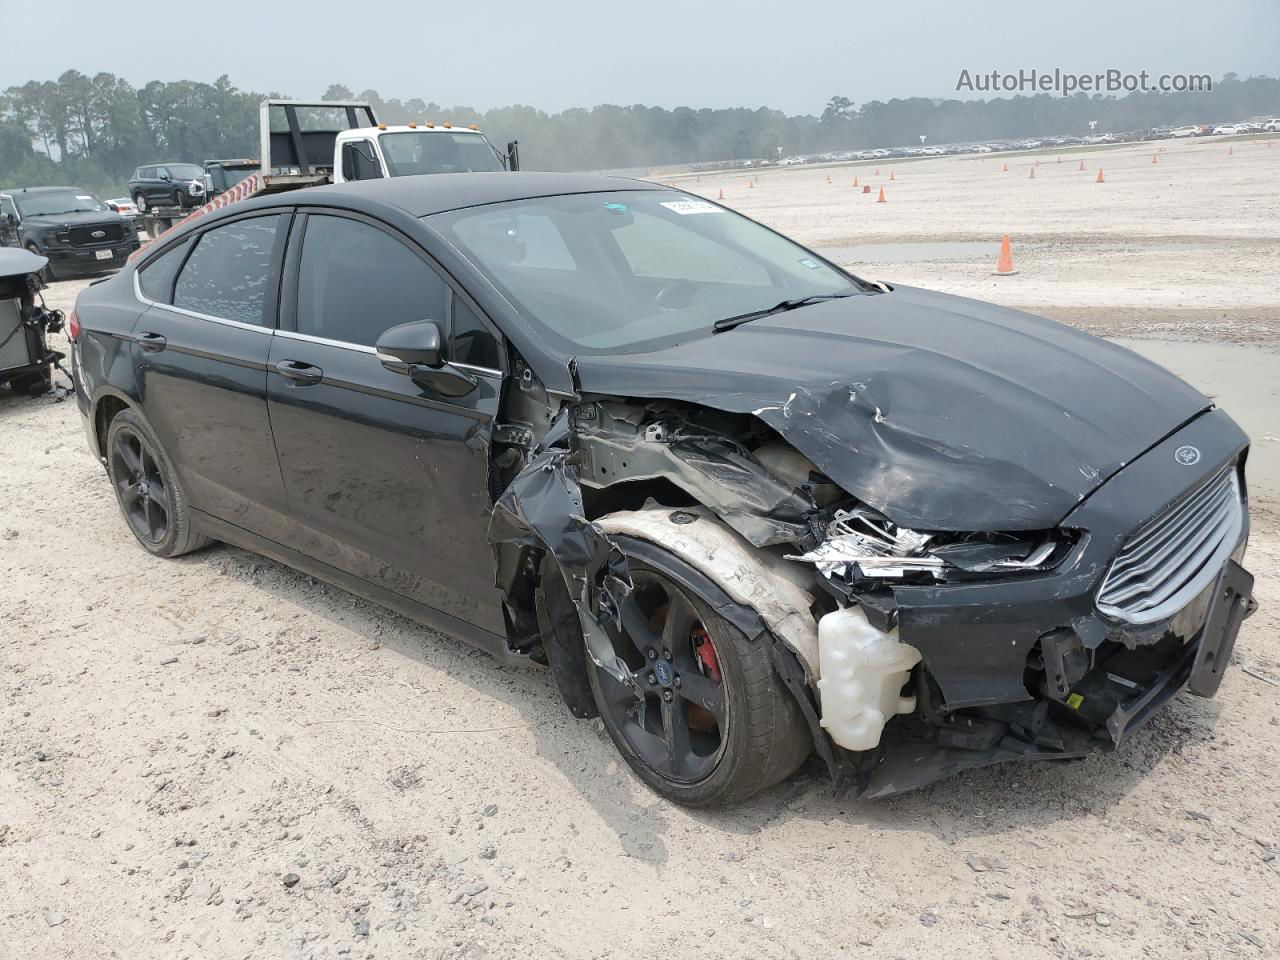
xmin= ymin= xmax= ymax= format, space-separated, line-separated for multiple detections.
xmin=138 ymin=99 xmax=519 ymax=243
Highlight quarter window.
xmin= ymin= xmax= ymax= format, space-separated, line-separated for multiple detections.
xmin=173 ymin=215 xmax=284 ymax=325
xmin=137 ymin=239 xmax=191 ymax=303
xmin=295 ymin=215 xmax=447 ymax=346
xmin=451 ymin=294 xmax=501 ymax=369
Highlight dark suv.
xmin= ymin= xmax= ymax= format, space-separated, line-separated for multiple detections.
xmin=0 ymin=187 xmax=140 ymax=281
xmin=127 ymin=163 xmax=208 ymax=212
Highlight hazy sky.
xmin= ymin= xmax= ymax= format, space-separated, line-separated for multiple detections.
xmin=2 ymin=0 xmax=1276 ymax=114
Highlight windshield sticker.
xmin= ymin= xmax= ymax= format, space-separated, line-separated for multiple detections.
xmin=660 ymin=199 xmax=724 ymax=216
xmin=604 ymin=202 xmax=628 ymax=213
xmin=76 ymin=195 xmax=95 ymax=201
xmin=798 ymin=257 xmax=821 ymax=270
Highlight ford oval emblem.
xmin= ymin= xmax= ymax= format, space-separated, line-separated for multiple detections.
xmin=1174 ymin=445 xmax=1201 ymax=466
xmin=91 ymin=229 xmax=106 ymax=238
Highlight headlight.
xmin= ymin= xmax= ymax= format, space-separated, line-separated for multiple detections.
xmin=787 ymin=505 xmax=1075 ymax=584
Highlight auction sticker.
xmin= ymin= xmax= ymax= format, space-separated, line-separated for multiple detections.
xmin=660 ymin=199 xmax=724 ymax=215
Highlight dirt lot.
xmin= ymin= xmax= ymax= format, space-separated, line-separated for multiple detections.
xmin=3 ymin=138 xmax=1279 ymax=959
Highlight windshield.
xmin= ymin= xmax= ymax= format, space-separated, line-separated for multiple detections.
xmin=379 ymin=131 xmax=503 ymax=176
xmin=13 ymin=191 xmax=107 ymax=217
xmin=167 ymin=163 xmax=204 ymax=179
xmin=429 ymin=191 xmax=857 ymax=354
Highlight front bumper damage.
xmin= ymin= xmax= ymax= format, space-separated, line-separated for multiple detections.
xmin=486 ymin=391 xmax=1256 ymax=798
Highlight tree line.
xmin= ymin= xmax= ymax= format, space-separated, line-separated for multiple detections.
xmin=2 ymin=71 xmax=1276 ymax=197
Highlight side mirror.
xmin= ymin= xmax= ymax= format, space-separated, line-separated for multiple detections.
xmin=375 ymin=321 xmax=477 ymax=398
xmin=506 ymin=140 xmax=520 ymax=172
xmin=160 ymin=172 xmax=171 ymax=181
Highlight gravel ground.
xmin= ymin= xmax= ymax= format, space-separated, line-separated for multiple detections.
xmin=2 ymin=142 xmax=1279 ymax=959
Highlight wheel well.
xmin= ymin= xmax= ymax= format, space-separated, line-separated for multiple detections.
xmin=94 ymin=396 xmax=130 ymax=458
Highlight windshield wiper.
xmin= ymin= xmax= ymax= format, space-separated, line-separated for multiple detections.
xmin=712 ymin=292 xmax=856 ymax=333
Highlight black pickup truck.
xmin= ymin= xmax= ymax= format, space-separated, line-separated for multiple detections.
xmin=0 ymin=187 xmax=140 ymax=281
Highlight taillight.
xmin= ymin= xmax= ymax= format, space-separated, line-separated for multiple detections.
xmin=67 ymin=307 xmax=81 ymax=341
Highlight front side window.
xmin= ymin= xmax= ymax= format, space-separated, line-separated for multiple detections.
xmin=167 ymin=163 xmax=204 ymax=180
xmin=295 ymin=215 xmax=447 ymax=346
xmin=341 ymin=141 xmax=383 ymax=181
xmin=172 ymin=215 xmax=284 ymax=325
xmin=431 ymin=191 xmax=856 ymax=354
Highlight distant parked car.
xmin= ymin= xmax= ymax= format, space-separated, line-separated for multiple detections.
xmin=1212 ymin=124 xmax=1243 ymax=136
xmin=1170 ymin=125 xmax=1199 ymax=138
xmin=127 ymin=163 xmax=208 ymax=212
xmin=920 ymin=146 xmax=944 ymax=156
xmin=1264 ymin=119 xmax=1280 ymax=132
xmin=105 ymin=198 xmax=139 ymax=217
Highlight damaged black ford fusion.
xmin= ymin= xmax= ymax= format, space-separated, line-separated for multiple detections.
xmin=72 ymin=173 xmax=1256 ymax=805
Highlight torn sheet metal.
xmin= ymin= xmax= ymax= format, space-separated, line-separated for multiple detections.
xmin=573 ymin=401 xmax=818 ymax=547
xmin=569 ymin=284 xmax=1211 ymax=531
xmin=487 ymin=413 xmax=632 ymax=651
xmin=787 ymin=506 xmax=943 ymax=580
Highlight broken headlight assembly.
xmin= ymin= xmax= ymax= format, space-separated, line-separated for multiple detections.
xmin=788 ymin=505 xmax=1079 ymax=584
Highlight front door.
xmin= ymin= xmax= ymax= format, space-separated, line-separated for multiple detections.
xmin=266 ymin=211 xmax=507 ymax=633
xmin=132 ymin=212 xmax=293 ymax=538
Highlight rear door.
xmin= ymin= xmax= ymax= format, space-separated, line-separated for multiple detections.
xmin=266 ymin=210 xmax=507 ymax=633
xmin=133 ymin=211 xmax=293 ymax=539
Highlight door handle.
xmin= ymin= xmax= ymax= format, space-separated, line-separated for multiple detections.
xmin=274 ymin=359 xmax=323 ymax=385
xmin=137 ymin=332 xmax=167 ymax=352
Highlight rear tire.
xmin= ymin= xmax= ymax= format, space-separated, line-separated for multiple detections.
xmin=105 ymin=408 xmax=213 ymax=558
xmin=586 ymin=556 xmax=810 ymax=806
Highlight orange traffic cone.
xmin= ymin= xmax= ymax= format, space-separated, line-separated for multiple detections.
xmin=993 ymin=235 xmax=1017 ymax=276
xmin=1029 ymin=166 xmax=1036 ymax=179
xmin=1002 ymin=162 xmax=1008 ymax=172
xmin=826 ymin=174 xmax=832 ymax=184
xmin=853 ymin=176 xmax=859 ymax=187
xmin=1078 ymin=159 xmax=1085 ymax=171
xmin=1228 ymin=146 xmax=1234 ymax=156
xmin=862 ymin=184 xmax=871 ymax=194
xmin=718 ymin=189 xmax=725 ymax=200
xmin=748 ymin=179 xmax=754 ymax=189
xmin=875 ymin=167 xmax=880 ymax=176
xmin=876 ymin=187 xmax=887 ymax=203
xmin=1096 ymin=168 xmax=1105 ymax=183
xmin=1035 ymin=158 xmax=1040 ymax=167
xmin=889 ymin=170 xmax=896 ymax=181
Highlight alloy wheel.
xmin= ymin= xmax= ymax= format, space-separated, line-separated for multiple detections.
xmin=590 ymin=570 xmax=729 ymax=783
xmin=110 ymin=428 xmax=171 ymax=544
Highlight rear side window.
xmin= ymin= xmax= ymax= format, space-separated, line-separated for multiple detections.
xmin=173 ymin=215 xmax=284 ymax=325
xmin=137 ymin=239 xmax=190 ymax=303
xmin=295 ymin=215 xmax=447 ymax=346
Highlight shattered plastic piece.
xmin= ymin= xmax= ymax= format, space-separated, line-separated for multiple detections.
xmin=787 ymin=506 xmax=943 ymax=580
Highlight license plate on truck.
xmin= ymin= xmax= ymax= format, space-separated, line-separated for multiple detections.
xmin=95 ymin=249 xmax=113 ymax=261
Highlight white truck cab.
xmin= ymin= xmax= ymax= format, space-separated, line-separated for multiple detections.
xmin=258 ymin=100 xmax=519 ymax=186
xmin=333 ymin=122 xmax=514 ymax=183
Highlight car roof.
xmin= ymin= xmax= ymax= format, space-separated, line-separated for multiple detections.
xmin=288 ymin=172 xmax=669 ymax=218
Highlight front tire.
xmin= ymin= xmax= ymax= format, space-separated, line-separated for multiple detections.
xmin=25 ymin=243 xmax=55 ymax=283
xmin=105 ymin=409 xmax=212 ymax=558
xmin=586 ymin=557 xmax=810 ymax=806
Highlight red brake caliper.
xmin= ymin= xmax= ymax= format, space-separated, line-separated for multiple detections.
xmin=692 ymin=626 xmax=721 ymax=684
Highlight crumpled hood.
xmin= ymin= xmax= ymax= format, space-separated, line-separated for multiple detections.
xmin=571 ymin=286 xmax=1211 ymax=531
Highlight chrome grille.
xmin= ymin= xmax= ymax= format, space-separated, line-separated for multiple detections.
xmin=1097 ymin=466 xmax=1243 ymax=624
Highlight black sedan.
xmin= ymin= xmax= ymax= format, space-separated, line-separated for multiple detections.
xmin=70 ymin=174 xmax=1255 ymax=805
